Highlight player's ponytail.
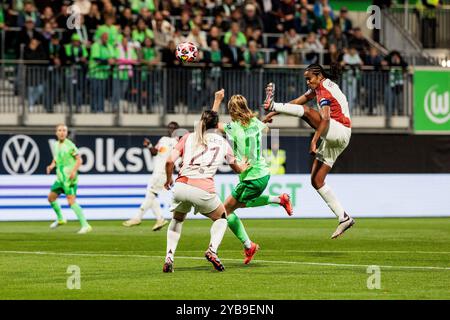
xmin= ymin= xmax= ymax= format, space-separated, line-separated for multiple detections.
xmin=305 ymin=62 xmax=342 ymax=81
xmin=194 ymin=110 xmax=219 ymax=146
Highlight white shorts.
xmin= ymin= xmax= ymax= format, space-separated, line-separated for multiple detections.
xmin=147 ymin=173 xmax=167 ymax=194
xmin=316 ymin=119 xmax=351 ymax=167
xmin=170 ymin=182 xmax=222 ymax=215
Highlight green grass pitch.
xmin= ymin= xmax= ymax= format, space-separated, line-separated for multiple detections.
xmin=0 ymin=218 xmax=449 ymax=300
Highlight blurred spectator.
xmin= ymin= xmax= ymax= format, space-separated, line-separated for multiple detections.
xmin=112 ymin=37 xmax=138 ymax=112
xmin=18 ymin=0 xmax=41 ymax=28
xmin=212 ymin=13 xmax=230 ymax=32
xmin=205 ymin=39 xmax=225 ymax=66
xmin=365 ymin=47 xmax=383 ymax=69
xmin=250 ymin=28 xmax=264 ymax=48
xmin=223 ymin=35 xmax=245 ymax=68
xmin=41 ymin=6 xmax=55 ymax=27
xmin=44 ymin=34 xmax=62 ymax=112
xmin=207 ymin=26 xmax=223 ymax=48
xmin=314 ymin=0 xmax=334 ymax=19
xmin=285 ymin=28 xmax=303 ymax=49
xmin=349 ymin=27 xmax=370 ymax=60
xmin=131 ymin=0 xmax=157 ymax=15
xmin=18 ymin=18 xmax=45 ymax=58
xmin=416 ymin=0 xmax=442 ymax=48
xmin=244 ymin=40 xmax=265 ymax=69
xmin=141 ymin=37 xmax=159 ymax=65
xmin=95 ymin=16 xmax=120 ymax=46
xmin=319 ymin=34 xmax=328 ymax=49
xmin=303 ymin=32 xmax=323 ymax=64
xmin=160 ymin=40 xmax=180 ymax=67
xmin=176 ymin=10 xmax=191 ymax=33
xmin=383 ymin=50 xmax=408 ymax=116
xmin=219 ymin=0 xmax=239 ymax=18
xmin=342 ymin=47 xmax=363 ymax=111
xmin=223 ymin=22 xmax=247 ymax=48
xmin=41 ymin=22 xmax=56 ymax=43
xmin=89 ymin=32 xmax=115 ymax=113
xmin=323 ymin=43 xmax=342 ymax=65
xmin=63 ymin=33 xmax=88 ymax=112
xmin=334 ymin=7 xmax=353 ymax=35
xmin=132 ymin=18 xmax=154 ymax=45
xmin=151 ymin=11 xmax=175 ymax=48
xmin=316 ymin=6 xmax=334 ymax=35
xmin=186 ymin=26 xmax=209 ymax=50
xmin=0 ymin=6 xmax=4 ymax=30
xmin=277 ymin=0 xmax=296 ymax=32
xmin=294 ymin=6 xmax=315 ymax=34
xmin=55 ymin=2 xmax=71 ymax=29
xmin=84 ymin=2 xmax=103 ymax=31
xmin=73 ymin=0 xmax=92 ymax=15
xmin=118 ymin=7 xmax=135 ymax=29
xmin=24 ymin=39 xmax=48 ymax=111
xmin=270 ymin=36 xmax=291 ymax=65
xmin=241 ymin=3 xmax=264 ymax=31
xmin=328 ymin=25 xmax=349 ymax=51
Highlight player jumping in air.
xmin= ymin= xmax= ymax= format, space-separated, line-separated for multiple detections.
xmin=263 ymin=63 xmax=355 ymax=239
xmin=163 ymin=110 xmax=250 ymax=272
xmin=46 ymin=124 xmax=92 ymax=234
xmin=211 ymin=89 xmax=293 ymax=264
xmin=123 ymin=122 xmax=181 ymax=231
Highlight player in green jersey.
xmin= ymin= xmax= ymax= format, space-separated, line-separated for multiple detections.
xmin=46 ymin=124 xmax=92 ymax=234
xmin=211 ymin=89 xmax=293 ymax=264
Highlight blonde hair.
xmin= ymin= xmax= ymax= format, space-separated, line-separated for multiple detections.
xmin=227 ymin=95 xmax=255 ymax=126
xmin=55 ymin=123 xmax=67 ymax=130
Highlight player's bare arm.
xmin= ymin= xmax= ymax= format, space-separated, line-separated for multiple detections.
xmin=46 ymin=160 xmax=56 ymax=175
xmin=164 ymin=150 xmax=180 ymax=190
xmin=69 ymin=154 xmax=82 ymax=180
xmin=211 ymin=89 xmax=226 ymax=133
xmin=143 ymin=138 xmax=158 ymax=156
xmin=229 ymin=157 xmax=251 ymax=174
xmin=310 ymin=105 xmax=330 ymax=155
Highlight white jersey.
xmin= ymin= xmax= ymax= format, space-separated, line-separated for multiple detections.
xmin=174 ymin=132 xmax=235 ymax=193
xmin=153 ymin=136 xmax=177 ymax=174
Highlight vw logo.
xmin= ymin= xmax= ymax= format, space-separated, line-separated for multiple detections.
xmin=1 ymin=135 xmax=40 ymax=175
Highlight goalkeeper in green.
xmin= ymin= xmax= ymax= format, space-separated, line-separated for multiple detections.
xmin=46 ymin=124 xmax=92 ymax=234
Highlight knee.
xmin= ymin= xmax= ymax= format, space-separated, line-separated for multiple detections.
xmin=48 ymin=194 xmax=56 ymax=203
xmin=311 ymin=176 xmax=324 ymax=190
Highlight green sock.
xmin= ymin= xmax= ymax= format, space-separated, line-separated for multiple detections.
xmin=50 ymin=201 xmax=64 ymax=221
xmin=227 ymin=213 xmax=250 ymax=244
xmin=70 ymin=203 xmax=89 ymax=227
xmin=246 ymin=195 xmax=270 ymax=208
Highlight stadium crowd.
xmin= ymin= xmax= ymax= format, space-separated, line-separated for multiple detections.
xmin=0 ymin=0 xmax=409 ymax=115
xmin=0 ymin=0 xmax=403 ymax=69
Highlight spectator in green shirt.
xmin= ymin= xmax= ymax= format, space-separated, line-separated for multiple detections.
xmin=94 ymin=16 xmax=120 ymax=47
xmin=244 ymin=40 xmax=264 ymax=69
xmin=89 ymin=32 xmax=115 ymax=112
xmin=132 ymin=18 xmax=154 ymax=45
xmin=223 ymin=22 xmax=248 ymax=48
xmin=138 ymin=37 xmax=160 ymax=113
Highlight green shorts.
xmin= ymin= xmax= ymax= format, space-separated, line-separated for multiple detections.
xmin=50 ymin=180 xmax=78 ymax=196
xmin=231 ymin=175 xmax=270 ymax=203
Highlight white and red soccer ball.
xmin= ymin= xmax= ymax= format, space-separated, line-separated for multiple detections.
xmin=176 ymin=41 xmax=198 ymax=63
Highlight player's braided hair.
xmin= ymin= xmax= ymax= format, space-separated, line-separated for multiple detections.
xmin=195 ymin=110 xmax=219 ymax=146
xmin=305 ymin=62 xmax=342 ymax=81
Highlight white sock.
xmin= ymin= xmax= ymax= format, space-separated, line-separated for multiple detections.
xmin=273 ymin=102 xmax=305 ymax=117
xmin=269 ymin=196 xmax=281 ymax=204
xmin=166 ymin=219 xmax=183 ymax=260
xmin=209 ymin=218 xmax=227 ymax=253
xmin=135 ymin=191 xmax=156 ymax=220
xmin=243 ymin=239 xmax=252 ymax=249
xmin=317 ymin=184 xmax=346 ymax=222
xmin=150 ymin=197 xmax=164 ymax=221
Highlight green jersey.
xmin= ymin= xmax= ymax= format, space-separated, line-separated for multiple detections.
xmin=224 ymin=117 xmax=270 ymax=181
xmin=54 ymin=139 xmax=79 ymax=184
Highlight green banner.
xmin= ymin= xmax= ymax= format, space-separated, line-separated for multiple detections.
xmin=414 ymin=69 xmax=450 ymax=133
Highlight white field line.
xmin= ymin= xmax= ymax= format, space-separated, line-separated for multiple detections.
xmin=0 ymin=250 xmax=449 ymax=271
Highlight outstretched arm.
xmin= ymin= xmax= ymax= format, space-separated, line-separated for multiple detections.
xmin=212 ymin=89 xmax=226 ymax=132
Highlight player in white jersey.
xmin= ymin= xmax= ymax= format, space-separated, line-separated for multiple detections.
xmin=162 ymin=110 xmax=249 ymax=272
xmin=264 ymin=63 xmax=355 ymax=239
xmin=123 ymin=122 xmax=180 ymax=231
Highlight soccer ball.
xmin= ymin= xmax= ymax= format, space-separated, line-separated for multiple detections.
xmin=176 ymin=42 xmax=198 ymax=63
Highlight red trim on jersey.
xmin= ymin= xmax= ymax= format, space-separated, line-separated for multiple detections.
xmin=316 ymin=80 xmax=351 ymax=128
xmin=174 ymin=133 xmax=190 ymax=156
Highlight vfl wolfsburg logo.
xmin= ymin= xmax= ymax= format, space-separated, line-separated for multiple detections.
xmin=424 ymin=85 xmax=450 ymax=124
